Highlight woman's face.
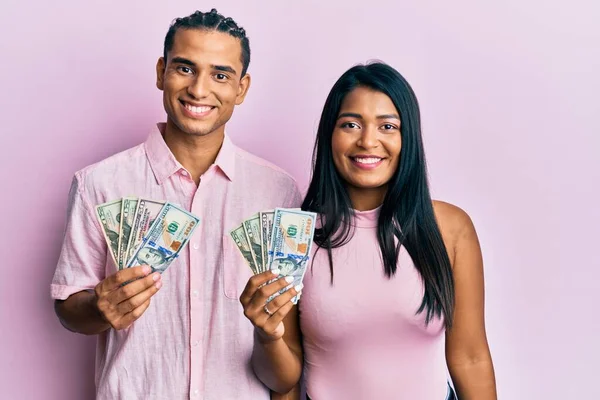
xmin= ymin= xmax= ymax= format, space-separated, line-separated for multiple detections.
xmin=331 ymin=86 xmax=402 ymax=206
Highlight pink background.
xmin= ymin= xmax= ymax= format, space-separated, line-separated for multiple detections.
xmin=1 ymin=0 xmax=598 ymax=398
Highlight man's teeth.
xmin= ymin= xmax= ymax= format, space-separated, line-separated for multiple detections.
xmin=185 ymin=104 xmax=212 ymax=113
xmin=353 ymin=157 xmax=382 ymax=164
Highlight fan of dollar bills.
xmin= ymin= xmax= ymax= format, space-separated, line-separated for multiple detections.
xmin=230 ymin=208 xmax=317 ymax=303
xmin=95 ymin=198 xmax=200 ymax=273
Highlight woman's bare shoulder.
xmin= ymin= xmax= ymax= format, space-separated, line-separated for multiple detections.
xmin=432 ymin=200 xmax=478 ymax=262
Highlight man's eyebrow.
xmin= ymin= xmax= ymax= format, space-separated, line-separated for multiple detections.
xmin=170 ymin=57 xmax=196 ymax=67
xmin=213 ymin=65 xmax=237 ymax=75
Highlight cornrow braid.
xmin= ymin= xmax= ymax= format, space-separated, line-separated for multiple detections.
xmin=163 ymin=8 xmax=251 ymax=76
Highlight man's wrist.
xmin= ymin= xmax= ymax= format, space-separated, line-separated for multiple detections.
xmin=84 ymin=289 xmax=108 ymax=325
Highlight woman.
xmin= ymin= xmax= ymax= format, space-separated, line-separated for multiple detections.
xmin=240 ymin=62 xmax=497 ymax=399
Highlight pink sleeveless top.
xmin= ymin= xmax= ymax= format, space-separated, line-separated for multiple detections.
xmin=299 ymin=208 xmax=448 ymax=399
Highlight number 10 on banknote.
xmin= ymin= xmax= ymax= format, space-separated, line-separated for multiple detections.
xmin=127 ymin=203 xmax=200 ymax=273
xmin=96 ymin=199 xmax=200 ymax=274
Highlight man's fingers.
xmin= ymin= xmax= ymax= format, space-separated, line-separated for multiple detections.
xmin=116 ymin=279 xmax=162 ymax=314
xmin=114 ymin=298 xmax=152 ymax=330
xmin=110 ymin=272 xmax=161 ymax=304
xmin=101 ymin=266 xmax=152 ymax=293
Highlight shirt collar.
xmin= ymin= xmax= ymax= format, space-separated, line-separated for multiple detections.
xmin=214 ymin=133 xmax=236 ymax=181
xmin=145 ymin=123 xmax=236 ymax=185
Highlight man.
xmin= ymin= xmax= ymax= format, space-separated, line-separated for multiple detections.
xmin=52 ymin=9 xmax=301 ymax=399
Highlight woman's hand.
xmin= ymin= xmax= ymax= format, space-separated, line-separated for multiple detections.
xmin=240 ymin=269 xmax=303 ymax=343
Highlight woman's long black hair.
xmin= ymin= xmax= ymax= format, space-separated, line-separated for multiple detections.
xmin=302 ymin=62 xmax=454 ymax=328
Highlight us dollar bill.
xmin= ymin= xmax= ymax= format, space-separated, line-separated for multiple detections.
xmin=117 ymin=197 xmax=138 ymax=270
xmin=126 ymin=199 xmax=165 ymax=266
xmin=127 ymin=202 xmax=200 ymax=273
xmin=259 ymin=210 xmax=274 ymax=269
xmin=269 ymin=208 xmax=317 ymax=303
xmin=243 ymin=214 xmax=264 ymax=273
xmin=230 ymin=224 xmax=258 ymax=274
xmin=95 ymin=199 xmax=123 ymax=267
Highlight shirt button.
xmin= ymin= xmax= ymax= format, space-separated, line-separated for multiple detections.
xmin=193 ymin=389 xmax=199 ymax=396
xmin=193 ymin=243 xmax=199 ymax=250
xmin=193 ymin=340 xmax=199 ymax=347
xmin=193 ymin=290 xmax=199 ymax=298
xmin=181 ymin=170 xmax=188 ymax=177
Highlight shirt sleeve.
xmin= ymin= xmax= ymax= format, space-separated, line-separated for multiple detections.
xmin=51 ymin=173 xmax=108 ymax=300
xmin=283 ymin=178 xmax=304 ymax=209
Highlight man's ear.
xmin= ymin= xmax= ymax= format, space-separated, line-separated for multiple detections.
xmin=156 ymin=57 xmax=166 ymax=90
xmin=235 ymin=73 xmax=251 ymax=105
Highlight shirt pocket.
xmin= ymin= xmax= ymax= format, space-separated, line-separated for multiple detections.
xmin=222 ymin=234 xmax=254 ymax=299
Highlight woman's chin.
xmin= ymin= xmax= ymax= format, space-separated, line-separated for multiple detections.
xmin=347 ymin=180 xmax=389 ymax=191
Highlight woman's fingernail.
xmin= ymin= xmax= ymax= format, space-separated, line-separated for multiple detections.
xmin=285 ymin=276 xmax=294 ymax=283
xmin=155 ymin=280 xmax=163 ymax=289
xmin=294 ymin=283 xmax=304 ymax=292
xmin=153 ymin=273 xmax=161 ymax=281
xmin=142 ymin=266 xmax=151 ymax=274
xmin=271 ymin=268 xmax=280 ymax=275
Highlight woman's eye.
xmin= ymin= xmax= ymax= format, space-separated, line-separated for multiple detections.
xmin=342 ymin=122 xmax=359 ymax=129
xmin=382 ymin=124 xmax=397 ymax=130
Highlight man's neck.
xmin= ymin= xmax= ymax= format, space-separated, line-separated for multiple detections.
xmin=163 ymin=120 xmax=224 ymax=185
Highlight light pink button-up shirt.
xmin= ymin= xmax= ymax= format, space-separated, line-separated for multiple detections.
xmin=51 ymin=123 xmax=302 ymax=400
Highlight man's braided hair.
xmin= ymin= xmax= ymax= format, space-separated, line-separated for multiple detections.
xmin=163 ymin=8 xmax=251 ymax=76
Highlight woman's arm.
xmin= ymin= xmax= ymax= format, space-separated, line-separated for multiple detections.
xmin=252 ymin=304 xmax=303 ymax=394
xmin=240 ymin=270 xmax=303 ymax=394
xmin=437 ymin=203 xmax=497 ymax=399
xmin=271 ymin=384 xmax=301 ymax=400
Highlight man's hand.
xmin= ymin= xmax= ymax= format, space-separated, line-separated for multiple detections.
xmin=94 ymin=266 xmax=162 ymax=330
